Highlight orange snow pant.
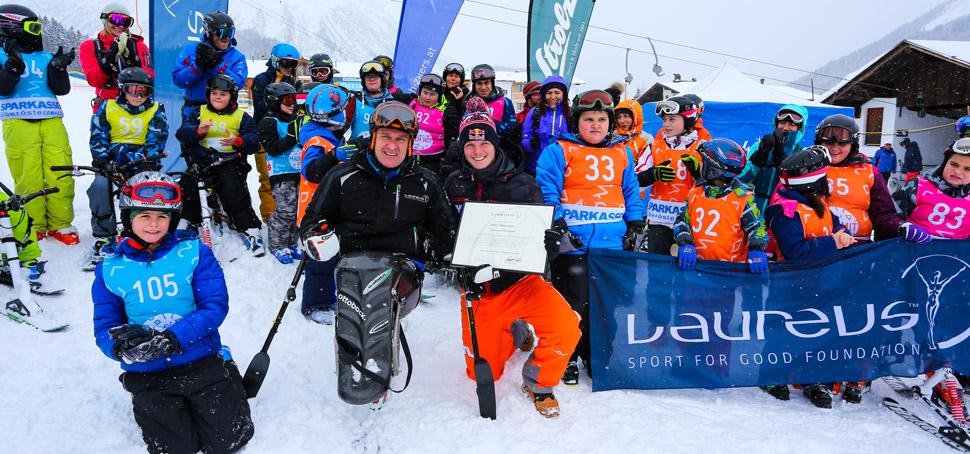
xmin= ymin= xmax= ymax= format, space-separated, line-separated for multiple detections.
xmin=461 ymin=274 xmax=581 ymax=393
xmin=254 ymin=151 xmax=275 ymax=222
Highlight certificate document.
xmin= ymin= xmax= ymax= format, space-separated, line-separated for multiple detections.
xmin=452 ymin=201 xmax=554 ymax=274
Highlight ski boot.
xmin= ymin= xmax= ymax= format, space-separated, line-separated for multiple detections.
xmin=802 ymin=383 xmax=834 ymax=409
xmin=843 ymin=381 xmax=867 ymax=404
xmin=522 ymin=384 xmax=560 ymax=418
xmin=272 ymin=248 xmax=294 ymax=264
xmin=289 ymin=245 xmax=304 ymax=261
xmin=49 ymin=226 xmax=80 ymax=246
xmin=243 ymin=228 xmax=265 ymax=257
xmin=83 ymin=237 xmax=114 ymax=272
xmin=562 ymin=361 xmax=579 ymax=386
xmin=761 ymin=385 xmax=790 ymax=401
xmin=306 ymin=307 xmax=334 ymax=326
xmin=932 ymin=371 xmax=968 ymax=425
xmin=22 ymin=259 xmax=46 ymax=290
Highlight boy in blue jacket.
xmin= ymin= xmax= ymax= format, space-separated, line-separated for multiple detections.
xmin=171 ymin=11 xmax=246 ymax=115
xmin=92 ymin=171 xmax=253 ymax=453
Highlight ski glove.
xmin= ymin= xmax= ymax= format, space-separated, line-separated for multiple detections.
xmin=747 ymin=250 xmax=769 ymax=274
xmin=680 ymin=155 xmax=701 ymax=181
xmin=637 ymin=159 xmax=675 ymax=186
xmin=333 ymin=142 xmax=358 ymax=161
xmin=544 ymin=218 xmax=582 ymax=261
xmin=109 ymin=325 xmax=180 ymax=363
xmin=901 ymin=222 xmax=932 ymax=244
xmin=195 ymin=42 xmax=220 ymax=71
xmin=3 ymin=49 xmax=24 ymax=76
xmin=301 ymin=219 xmax=340 ymax=261
xmin=623 ymin=220 xmax=646 ymax=251
xmin=49 ymin=46 xmax=76 ymax=71
xmin=677 ymin=244 xmax=697 ymax=270
xmin=121 ymin=38 xmax=141 ymax=69
xmin=94 ymin=39 xmax=118 ymax=77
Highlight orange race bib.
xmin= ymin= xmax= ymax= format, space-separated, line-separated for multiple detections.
xmin=686 ymin=185 xmax=752 ymax=263
xmin=296 ymin=136 xmax=335 ymax=227
xmin=826 ymin=164 xmax=874 ymax=240
xmin=559 ymin=140 xmax=631 ymax=226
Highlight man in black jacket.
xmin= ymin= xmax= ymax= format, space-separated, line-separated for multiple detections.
xmin=442 ymin=112 xmax=579 ymax=418
xmin=300 ymin=101 xmax=455 ymax=264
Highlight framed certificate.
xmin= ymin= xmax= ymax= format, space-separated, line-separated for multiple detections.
xmin=452 ymin=201 xmax=555 ymax=274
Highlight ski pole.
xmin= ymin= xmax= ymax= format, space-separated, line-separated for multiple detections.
xmin=242 ymin=256 xmax=308 ymax=398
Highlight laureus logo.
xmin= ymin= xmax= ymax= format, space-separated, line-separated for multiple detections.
xmin=902 ymin=254 xmax=969 ymax=350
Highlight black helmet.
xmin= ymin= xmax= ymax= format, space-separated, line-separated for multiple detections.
xmin=118 ymin=67 xmax=153 ymax=86
xmin=202 ymin=11 xmax=235 ymax=41
xmin=359 ymin=61 xmax=387 ymax=90
xmin=654 ymin=95 xmax=700 ymax=131
xmin=470 ymin=64 xmax=496 ymax=83
xmin=418 ymin=73 xmax=444 ymax=95
xmin=0 ymin=5 xmax=43 ymax=53
xmin=265 ymin=82 xmax=297 ymax=112
xmin=814 ymin=114 xmax=860 ymax=154
xmin=570 ymin=89 xmax=616 ymax=136
xmin=442 ymin=62 xmax=465 ymax=84
xmin=682 ymin=94 xmax=705 ymax=116
xmin=206 ymin=74 xmax=239 ymax=105
xmin=309 ymin=53 xmax=334 ymax=70
xmin=780 ymin=145 xmax=831 ymax=195
xmin=697 ymin=138 xmax=746 ymax=182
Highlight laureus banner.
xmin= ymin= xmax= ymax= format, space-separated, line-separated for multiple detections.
xmin=150 ymin=0 xmax=228 ymax=170
xmin=588 ymin=239 xmax=970 ymax=392
xmin=527 ymin=0 xmax=595 ymax=86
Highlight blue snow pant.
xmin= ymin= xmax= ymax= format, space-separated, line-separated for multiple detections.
xmin=301 ymin=255 xmax=337 ymax=315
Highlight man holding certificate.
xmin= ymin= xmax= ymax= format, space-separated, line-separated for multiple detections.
xmin=535 ymin=89 xmax=645 ymax=385
xmin=444 ymin=106 xmax=580 ymax=418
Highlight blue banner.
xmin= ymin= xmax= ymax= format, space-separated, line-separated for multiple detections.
xmin=392 ymin=0 xmax=464 ymax=94
xmin=588 ymin=240 xmax=970 ymax=392
xmin=149 ymin=0 xmax=227 ymax=170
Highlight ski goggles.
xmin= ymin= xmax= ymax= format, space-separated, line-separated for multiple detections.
xmin=776 ymin=110 xmax=804 ymax=125
xmin=817 ymin=126 xmax=855 ymax=145
xmin=419 ymin=74 xmax=443 ymax=87
xmin=373 ymin=102 xmax=417 ymax=134
xmin=277 ymin=58 xmax=299 ymax=69
xmin=444 ymin=63 xmax=464 ymax=75
xmin=575 ymin=90 xmax=615 ymax=111
xmin=100 ymin=12 xmax=133 ymax=28
xmin=129 ymin=181 xmax=181 ymax=204
xmin=360 ymin=61 xmax=385 ymax=75
xmin=209 ymin=25 xmax=235 ymax=40
xmin=0 ymin=19 xmax=42 ymax=36
xmin=279 ymin=94 xmax=297 ymax=107
xmin=471 ymin=67 xmax=495 ymax=80
xmin=655 ymin=99 xmax=696 ymax=117
xmin=310 ymin=67 xmax=331 ymax=79
xmin=953 ymin=138 xmax=970 ymax=155
xmin=123 ymin=84 xmax=152 ymax=99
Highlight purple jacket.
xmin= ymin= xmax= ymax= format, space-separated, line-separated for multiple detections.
xmin=521 ymin=75 xmax=569 ymax=173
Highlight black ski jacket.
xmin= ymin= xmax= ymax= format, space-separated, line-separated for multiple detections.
xmin=444 ymin=147 xmax=545 ymax=294
xmin=301 ymin=149 xmax=456 ymax=263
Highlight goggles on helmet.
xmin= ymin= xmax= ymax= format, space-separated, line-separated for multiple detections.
xmin=373 ymin=102 xmax=417 ymax=135
xmin=128 ymin=181 xmax=181 ymax=205
xmin=471 ymin=66 xmax=495 ymax=80
xmin=817 ymin=126 xmax=855 ymax=145
xmin=101 ymin=12 xmax=133 ymax=28
xmin=420 ymin=73 xmax=443 ymax=86
xmin=310 ymin=67 xmax=331 ymax=79
xmin=360 ymin=61 xmax=384 ymax=75
xmin=444 ymin=63 xmax=464 ymax=74
xmin=655 ymin=99 xmax=696 ymax=117
xmin=576 ymin=90 xmax=614 ymax=111
xmin=0 ymin=18 xmax=42 ymax=36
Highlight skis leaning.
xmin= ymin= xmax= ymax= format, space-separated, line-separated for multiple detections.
xmin=882 ymin=377 xmax=970 ymax=452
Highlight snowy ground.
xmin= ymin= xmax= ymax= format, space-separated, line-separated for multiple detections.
xmin=0 ymin=86 xmax=952 ymax=453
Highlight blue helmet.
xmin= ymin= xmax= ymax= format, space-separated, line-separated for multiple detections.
xmin=957 ymin=116 xmax=970 ymax=137
xmin=270 ymin=43 xmax=300 ymax=70
xmin=306 ymin=84 xmax=350 ymax=129
xmin=697 ymin=138 xmax=747 ymax=182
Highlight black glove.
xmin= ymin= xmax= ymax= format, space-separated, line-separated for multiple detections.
xmin=195 ymin=42 xmax=220 ymax=70
xmin=637 ymin=159 xmax=675 ymax=186
xmin=771 ymin=129 xmax=788 ymax=165
xmin=94 ymin=39 xmax=118 ymax=77
xmin=110 ymin=324 xmax=180 ymax=364
xmin=751 ymin=129 xmax=787 ymax=167
xmin=623 ymin=220 xmax=646 ymax=251
xmin=3 ymin=43 xmax=25 ymax=76
xmin=49 ymin=46 xmax=76 ymax=71
xmin=544 ymin=219 xmax=568 ymax=261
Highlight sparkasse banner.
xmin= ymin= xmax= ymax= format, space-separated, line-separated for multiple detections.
xmin=588 ymin=240 xmax=970 ymax=391
xmin=527 ymin=0 xmax=595 ymax=86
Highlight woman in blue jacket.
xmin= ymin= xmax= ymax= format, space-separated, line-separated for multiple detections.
xmin=521 ymin=75 xmax=569 ymax=174
xmin=92 ymin=171 xmax=253 ymax=454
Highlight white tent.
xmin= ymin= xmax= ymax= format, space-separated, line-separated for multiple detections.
xmin=677 ymin=63 xmax=832 ymax=106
